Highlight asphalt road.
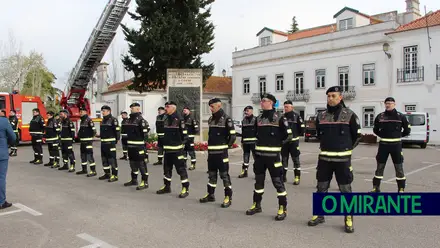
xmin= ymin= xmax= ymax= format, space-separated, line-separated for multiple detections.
xmin=1 ymin=140 xmax=440 ymax=248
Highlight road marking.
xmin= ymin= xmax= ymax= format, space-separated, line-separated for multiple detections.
xmin=14 ymin=203 xmax=42 ymax=216
xmin=0 ymin=209 xmax=22 ymax=216
xmin=77 ymin=233 xmax=118 ymax=248
xmin=363 ymin=179 xmax=395 ymax=184
xmin=385 ymin=162 xmax=440 ymax=182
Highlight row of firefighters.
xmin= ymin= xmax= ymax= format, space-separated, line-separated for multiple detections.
xmin=6 ymin=86 xmax=411 ymax=234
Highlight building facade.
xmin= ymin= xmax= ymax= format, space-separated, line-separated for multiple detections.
xmin=231 ymin=1 xmax=440 ymax=143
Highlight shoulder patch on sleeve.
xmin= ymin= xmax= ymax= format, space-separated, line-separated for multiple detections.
xmin=227 ymin=118 xmax=233 ymax=128
xmin=283 ymin=117 xmax=289 ymax=127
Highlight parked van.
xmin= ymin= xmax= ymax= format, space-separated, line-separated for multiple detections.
xmin=401 ymin=112 xmax=430 ymax=148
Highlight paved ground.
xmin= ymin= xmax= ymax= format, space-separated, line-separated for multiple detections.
xmin=1 ymin=139 xmax=440 ymax=248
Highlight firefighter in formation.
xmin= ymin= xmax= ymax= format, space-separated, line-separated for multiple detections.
xmin=119 ymin=111 xmax=129 ymax=160
xmin=77 ymin=107 xmax=97 ymax=176
xmin=58 ymin=110 xmax=76 ymax=172
xmin=153 ymin=107 xmax=166 ymax=165
xmin=8 ymin=110 xmax=18 ymax=157
xmin=98 ymin=105 xmax=120 ymax=182
xmin=29 ymin=108 xmax=45 ymax=164
xmin=238 ymin=106 xmax=256 ymax=178
xmin=43 ymin=111 xmax=61 ymax=168
xmin=182 ymin=106 xmax=199 ymax=170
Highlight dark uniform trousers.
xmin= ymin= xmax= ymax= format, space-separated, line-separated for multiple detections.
xmin=184 ymin=137 xmax=196 ymax=164
xmin=207 ymin=150 xmax=232 ymax=198
xmin=281 ymin=139 xmax=301 ymax=176
xmin=316 ymin=156 xmax=354 ymax=193
xmin=242 ymin=143 xmax=256 ymax=168
xmin=373 ymin=142 xmax=405 ymax=189
xmin=101 ymin=141 xmax=118 ymax=177
xmin=80 ymin=141 xmax=95 ymax=172
xmin=11 ymin=131 xmax=19 ymax=152
xmin=163 ymin=149 xmax=189 ymax=189
xmin=128 ymin=144 xmax=148 ymax=183
xmin=47 ymin=141 xmax=60 ymax=165
xmin=253 ymin=153 xmax=287 ymax=207
xmin=31 ymin=135 xmax=43 ymax=161
xmin=121 ymin=137 xmax=128 ymax=157
xmin=157 ymin=134 xmax=164 ymax=161
xmin=61 ymin=139 xmax=75 ymax=166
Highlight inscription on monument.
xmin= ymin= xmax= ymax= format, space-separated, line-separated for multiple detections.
xmin=168 ymin=87 xmax=201 ymax=122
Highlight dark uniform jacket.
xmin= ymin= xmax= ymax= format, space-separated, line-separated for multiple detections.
xmin=121 ymin=117 xmax=129 ymax=140
xmin=60 ymin=118 xmax=76 ymax=140
xmin=373 ymin=109 xmax=410 ymax=142
xmin=284 ymin=111 xmax=305 ymax=141
xmin=241 ymin=115 xmax=257 ymax=144
xmin=100 ymin=114 xmax=120 ymax=143
xmin=255 ymin=109 xmax=292 ymax=156
xmin=78 ymin=115 xmax=96 ymax=141
xmin=163 ymin=112 xmax=188 ymax=152
xmin=155 ymin=114 xmax=166 ymax=139
xmin=29 ymin=115 xmax=45 ymax=136
xmin=207 ymin=109 xmax=236 ymax=154
xmin=44 ymin=117 xmax=61 ymax=143
xmin=126 ymin=112 xmax=150 ymax=145
xmin=9 ymin=116 xmax=18 ymax=134
xmin=184 ymin=114 xmax=199 ymax=138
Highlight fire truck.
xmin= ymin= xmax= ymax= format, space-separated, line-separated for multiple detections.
xmin=0 ymin=91 xmax=47 ymax=142
xmin=60 ymin=0 xmax=131 ymax=137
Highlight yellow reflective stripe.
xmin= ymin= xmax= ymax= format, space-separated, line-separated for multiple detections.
xmin=320 ymin=150 xmax=352 ymax=156
xmin=46 ymin=137 xmax=59 ymax=141
xmin=194 ymin=125 xmax=198 ymax=128
xmin=164 ymin=145 xmax=184 ymax=150
xmin=223 ymin=158 xmax=229 ymax=163
xmin=300 ymin=124 xmax=305 ymax=127
xmin=55 ymin=128 xmax=61 ymax=131
xmin=274 ymin=162 xmax=282 ymax=168
xmin=349 ymin=166 xmax=353 ymax=171
xmin=90 ymin=163 xmax=96 ymax=166
xmin=157 ymin=133 xmax=165 ymax=136
xmin=243 ymin=137 xmax=257 ymax=141
xmin=142 ymin=129 xmax=149 ymax=132
xmin=287 ymin=129 xmax=292 ymax=134
xmin=86 ymin=146 xmax=93 ymax=149
xmin=277 ymin=191 xmax=287 ymax=196
xmin=164 ymin=177 xmax=172 ymax=181
xmin=178 ymin=155 xmax=185 ymax=160
xmin=188 ymin=135 xmax=195 ymax=137
xmin=110 ymin=148 xmax=116 ymax=151
xmin=255 ymin=146 xmax=282 ymax=152
xmin=181 ymin=179 xmax=189 ymax=183
xmin=208 ymin=145 xmax=229 ymax=150
xmin=115 ymin=127 xmax=120 ymax=130
xmin=61 ymin=138 xmax=72 ymax=141
xmin=380 ymin=138 xmax=401 ymax=142
xmin=103 ymin=166 xmax=111 ymax=169
xmin=182 ymin=130 xmax=188 ymax=134
xmin=81 ymin=138 xmax=93 ymax=141
xmin=408 ymin=124 xmax=411 ymax=128
xmin=291 ymin=137 xmax=299 ymax=141
xmin=127 ymin=141 xmax=144 ymax=145
xmin=396 ymin=177 xmax=406 ymax=180
xmin=71 ymin=129 xmax=75 ymax=131
xmin=208 ymin=183 xmax=217 ymax=187
xmin=374 ymin=175 xmax=383 ymax=179
xmin=254 ymin=189 xmax=264 ymax=193
xmin=30 ymin=131 xmax=43 ymax=134
xmin=139 ymin=150 xmax=145 ymax=154
xmin=22 ymin=125 xmax=29 ymax=128
xmin=229 ymin=130 xmax=236 ymax=134
xmin=101 ymin=138 xmax=116 ymax=142
xmin=13 ymin=130 xmax=18 ymax=132
xmin=357 ymin=129 xmax=361 ymax=133
xmin=68 ymin=146 xmax=73 ymax=149
xmin=36 ymin=140 xmax=42 ymax=142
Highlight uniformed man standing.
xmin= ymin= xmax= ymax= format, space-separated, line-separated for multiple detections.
xmin=281 ymin=100 xmax=305 ymax=184
xmin=183 ymin=106 xmax=199 ymax=170
xmin=153 ymin=107 xmax=166 ymax=165
xmin=238 ymin=106 xmax=257 ymax=178
xmin=199 ymin=98 xmax=236 ymax=208
xmin=76 ymin=107 xmax=97 ymax=176
xmin=58 ymin=109 xmax=76 ymax=172
xmin=119 ymin=111 xmax=129 ymax=160
xmin=371 ymin=97 xmax=410 ymax=193
xmin=156 ymin=101 xmax=190 ymax=198
xmin=307 ymin=86 xmax=361 ymax=233
xmin=8 ymin=110 xmax=19 ymax=157
xmin=245 ymin=94 xmax=292 ymax=221
xmin=29 ymin=108 xmax=45 ymax=164
xmin=43 ymin=111 xmax=61 ymax=168
xmin=98 ymin=106 xmax=121 ymax=182
xmin=123 ymin=102 xmax=150 ymax=190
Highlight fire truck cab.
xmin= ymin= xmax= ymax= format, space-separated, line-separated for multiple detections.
xmin=0 ymin=91 xmax=47 ymax=142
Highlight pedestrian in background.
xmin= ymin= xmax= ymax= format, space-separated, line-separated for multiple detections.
xmin=0 ymin=110 xmax=16 ymax=209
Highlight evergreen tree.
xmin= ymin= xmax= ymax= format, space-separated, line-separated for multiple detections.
xmin=288 ymin=16 xmax=299 ymax=34
xmin=121 ymin=0 xmax=215 ymax=92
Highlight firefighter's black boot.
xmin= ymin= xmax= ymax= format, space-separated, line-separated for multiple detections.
xmin=246 ymin=202 xmax=262 ymax=215
xmin=34 ymin=155 xmax=43 ymax=165
xmin=11 ymin=150 xmax=17 ymax=157
xmin=108 ymin=175 xmax=118 ymax=182
xmin=293 ymin=167 xmax=301 ymax=185
xmin=153 ymin=157 xmax=162 ymax=165
xmin=58 ymin=163 xmax=69 ymax=171
xmin=68 ymin=162 xmax=75 ymax=173
xmin=76 ymin=164 xmax=87 ymax=175
xmin=238 ymin=165 xmax=248 ymax=178
xmin=188 ymin=162 xmax=196 ymax=171
xmin=44 ymin=159 xmax=53 ymax=167
xmin=124 ymin=172 xmax=138 ymax=186
xmin=99 ymin=173 xmax=110 ymax=180
xmin=371 ymin=177 xmax=381 ymax=193
xmin=119 ymin=153 xmax=128 ymax=160
xmin=179 ymin=187 xmax=189 ymax=198
xmin=51 ymin=158 xmax=60 ymax=168
xmin=9 ymin=150 xmax=13 ymax=156
xmin=344 ymin=216 xmax=354 ymax=233
xmin=87 ymin=170 xmax=97 ymax=177
xmin=221 ymin=195 xmax=232 ymax=208
xmin=199 ymin=194 xmax=215 ymax=203
xmin=275 ymin=205 xmax=287 ymax=221
xmin=136 ymin=180 xmax=148 ymax=190
xmin=308 ymin=216 xmax=325 ymax=226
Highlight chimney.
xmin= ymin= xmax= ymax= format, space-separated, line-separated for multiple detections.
xmin=406 ymin=0 xmax=421 ymax=16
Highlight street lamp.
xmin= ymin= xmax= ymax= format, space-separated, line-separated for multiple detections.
xmin=383 ymin=43 xmax=391 ymax=59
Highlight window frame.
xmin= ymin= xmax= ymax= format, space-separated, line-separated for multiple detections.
xmin=275 ymin=74 xmax=284 ymax=92
xmin=363 ymin=63 xmax=375 ymax=86
xmin=315 ymin=69 xmax=326 ymax=89
xmin=243 ymin=78 xmax=250 ymax=94
xmin=362 ymin=107 xmax=375 ymax=128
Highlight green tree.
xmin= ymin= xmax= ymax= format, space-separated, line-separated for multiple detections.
xmin=121 ymin=0 xmax=215 ymax=92
xmin=288 ymin=16 xmax=299 ymax=34
xmin=21 ymin=66 xmax=57 ymax=104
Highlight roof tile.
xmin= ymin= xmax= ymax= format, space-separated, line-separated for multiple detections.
xmin=389 ymin=9 xmax=440 ymax=34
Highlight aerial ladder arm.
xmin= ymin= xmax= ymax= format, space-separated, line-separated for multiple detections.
xmin=61 ymin=0 xmax=131 ymax=120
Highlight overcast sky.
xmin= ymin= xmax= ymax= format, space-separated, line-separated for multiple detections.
xmin=1 ymin=0 xmax=439 ymax=91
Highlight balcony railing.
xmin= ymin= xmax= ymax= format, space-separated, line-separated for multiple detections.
xmin=341 ymin=85 xmax=356 ymax=100
xmin=286 ymin=89 xmax=310 ymax=102
xmin=251 ymin=93 xmax=261 ymax=104
xmin=436 ymin=64 xmax=440 ymax=81
xmin=397 ymin=66 xmax=424 ymax=83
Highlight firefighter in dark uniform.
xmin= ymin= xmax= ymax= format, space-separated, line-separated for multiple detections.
xmin=183 ymin=106 xmax=199 ymax=170
xmin=29 ymin=108 xmax=45 ymax=164
xmin=156 ymin=101 xmax=190 ymax=197
xmin=281 ymin=100 xmax=305 ymax=184
xmin=153 ymin=107 xmax=166 ymax=165
xmin=58 ymin=109 xmax=76 ymax=172
xmin=245 ymin=94 xmax=292 ymax=221
xmin=76 ymin=107 xmax=97 ymax=176
xmin=43 ymin=111 xmax=61 ymax=168
xmin=307 ymin=86 xmax=361 ymax=233
xmin=123 ymin=102 xmax=150 ymax=190
xmin=98 ymin=105 xmax=121 ymax=182
xmin=371 ymin=97 xmax=410 ymax=193
xmin=199 ymin=98 xmax=236 ymax=208
xmin=238 ymin=105 xmax=257 ymax=178
xmin=8 ymin=110 xmax=19 ymax=156
xmin=119 ymin=111 xmax=129 ymax=160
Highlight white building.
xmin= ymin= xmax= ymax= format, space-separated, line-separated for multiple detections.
xmin=231 ymin=1 xmax=440 ymax=143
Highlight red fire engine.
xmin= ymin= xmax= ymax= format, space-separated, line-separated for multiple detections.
xmin=0 ymin=91 xmax=47 ymax=142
